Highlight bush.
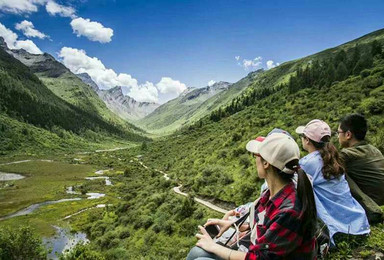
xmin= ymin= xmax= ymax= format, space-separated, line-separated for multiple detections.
xmin=239 ymin=154 xmax=251 ymax=168
xmin=360 ymin=98 xmax=384 ymax=115
xmin=0 ymin=226 xmax=47 ymax=260
xmin=60 ymin=243 xmax=104 ymax=260
xmin=362 ymin=75 xmax=383 ymax=89
xmin=360 ymin=69 xmax=371 ymax=78
xmin=95 ymin=231 xmax=118 ymax=249
xmin=104 ymin=248 xmax=130 ymax=260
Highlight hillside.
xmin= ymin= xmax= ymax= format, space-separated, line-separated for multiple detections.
xmin=138 ymin=28 xmax=384 ymax=204
xmin=0 ymin=44 xmax=148 ymax=155
xmin=105 ymin=29 xmax=384 ymax=258
xmin=137 ymin=79 xmax=255 ymax=134
xmin=1 ymin=39 xmax=142 ymax=135
xmin=97 ymin=86 xmax=160 ymax=121
xmin=2 ymin=28 xmax=384 ymax=260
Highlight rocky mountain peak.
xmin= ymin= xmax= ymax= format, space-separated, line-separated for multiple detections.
xmin=76 ymin=73 xmax=99 ymax=92
xmin=108 ymin=86 xmax=125 ymax=97
xmin=0 ymin=38 xmax=69 ymax=78
xmin=97 ymin=86 xmax=160 ymax=121
xmin=208 ymin=81 xmax=231 ymax=91
xmin=181 ymin=81 xmax=231 ymax=102
xmin=0 ymin=37 xmax=8 ymax=50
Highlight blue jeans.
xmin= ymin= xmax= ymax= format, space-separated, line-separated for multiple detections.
xmin=186 ymin=246 xmax=224 ymax=260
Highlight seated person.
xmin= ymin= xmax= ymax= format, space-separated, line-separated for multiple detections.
xmin=296 ymin=119 xmax=370 ymax=246
xmin=338 ymin=114 xmax=384 ymax=223
xmin=187 ymin=133 xmax=317 ymax=260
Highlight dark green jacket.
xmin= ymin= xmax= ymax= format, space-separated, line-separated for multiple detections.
xmin=341 ymin=141 xmax=384 ymax=206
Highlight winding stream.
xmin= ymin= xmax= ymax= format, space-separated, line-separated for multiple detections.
xmin=0 ymin=198 xmax=82 ymax=221
xmin=85 ymin=176 xmax=112 ymax=186
xmin=43 ymin=226 xmax=89 ymax=260
xmin=0 ymin=172 xmax=25 ymax=181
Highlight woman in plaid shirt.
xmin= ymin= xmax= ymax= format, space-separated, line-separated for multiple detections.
xmin=188 ymin=133 xmax=317 ymax=260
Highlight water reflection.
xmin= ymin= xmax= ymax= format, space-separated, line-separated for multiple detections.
xmin=85 ymin=176 xmax=112 ymax=186
xmin=0 ymin=172 xmax=25 ymax=181
xmin=43 ymin=226 xmax=89 ymax=260
xmin=0 ymin=198 xmax=81 ymax=221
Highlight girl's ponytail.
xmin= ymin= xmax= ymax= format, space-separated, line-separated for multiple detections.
xmin=310 ymin=136 xmax=345 ymax=180
xmin=286 ymin=160 xmax=317 ymax=239
xmin=297 ymin=168 xmax=317 ymax=239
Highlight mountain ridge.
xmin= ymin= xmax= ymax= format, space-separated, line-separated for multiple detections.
xmin=137 ymin=73 xmax=261 ymax=134
xmin=0 ymin=37 xmax=145 ymax=134
xmin=75 ymin=72 xmax=160 ymax=121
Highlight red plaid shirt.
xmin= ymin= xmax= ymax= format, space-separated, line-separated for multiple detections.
xmin=245 ymin=182 xmax=316 ymax=260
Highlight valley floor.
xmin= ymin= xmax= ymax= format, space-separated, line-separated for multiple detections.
xmin=1 ymin=145 xmax=383 ymax=260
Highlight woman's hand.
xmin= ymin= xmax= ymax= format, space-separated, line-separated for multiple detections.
xmin=222 ymin=209 xmax=236 ymax=220
xmin=195 ymin=226 xmax=218 ymax=253
xmin=196 ymin=225 xmax=247 ymax=260
xmin=204 ymin=218 xmax=232 ymax=237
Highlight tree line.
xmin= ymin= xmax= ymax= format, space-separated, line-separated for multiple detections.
xmin=209 ymin=39 xmax=383 ymax=122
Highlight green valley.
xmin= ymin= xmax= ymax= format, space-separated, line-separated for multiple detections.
xmin=1 ymin=26 xmax=384 ymax=260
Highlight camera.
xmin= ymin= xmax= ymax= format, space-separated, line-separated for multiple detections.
xmin=205 ymin=225 xmax=219 ymax=238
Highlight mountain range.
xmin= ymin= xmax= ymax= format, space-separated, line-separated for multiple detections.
xmin=1 ymin=36 xmax=254 ymax=135
xmin=76 ymin=73 xmax=160 ymax=121
xmin=0 ymin=37 xmax=150 ymax=154
xmin=136 ymin=76 xmax=258 ymax=134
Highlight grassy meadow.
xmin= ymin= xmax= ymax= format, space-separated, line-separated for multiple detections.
xmin=0 ymin=159 xmax=119 ymax=236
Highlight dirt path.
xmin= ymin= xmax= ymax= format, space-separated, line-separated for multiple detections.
xmin=137 ymin=160 xmax=228 ymax=214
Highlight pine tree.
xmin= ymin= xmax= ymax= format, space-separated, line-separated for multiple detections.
xmin=336 ymin=62 xmax=348 ymax=81
xmin=325 ymin=62 xmax=336 ymax=86
xmin=371 ymin=40 xmax=383 ymax=57
xmin=335 ymin=50 xmax=347 ymax=64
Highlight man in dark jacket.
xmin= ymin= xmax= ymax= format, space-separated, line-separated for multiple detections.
xmin=338 ymin=114 xmax=384 ymax=224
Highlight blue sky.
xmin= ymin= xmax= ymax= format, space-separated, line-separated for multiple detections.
xmin=1 ymin=0 xmax=384 ymax=103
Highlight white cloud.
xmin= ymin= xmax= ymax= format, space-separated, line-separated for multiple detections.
xmin=266 ymin=60 xmax=280 ymax=70
xmin=237 ymin=56 xmax=280 ymax=71
xmin=15 ymin=20 xmax=48 ymax=39
xmin=59 ymin=47 xmax=125 ymax=87
xmin=242 ymin=56 xmax=262 ymax=70
xmin=70 ymin=17 xmax=113 ymax=43
xmin=14 ymin=39 xmax=42 ymax=54
xmin=128 ymin=81 xmax=159 ymax=103
xmin=46 ymin=1 xmax=75 ymax=18
xmin=156 ymin=77 xmax=187 ymax=95
xmin=58 ymin=46 xmax=160 ymax=103
xmin=0 ymin=22 xmax=42 ymax=54
xmin=0 ymin=0 xmax=46 ymax=14
xmin=59 ymin=47 xmax=104 ymax=71
xmin=208 ymin=80 xmax=216 ymax=87
xmin=59 ymin=47 xmax=189 ymax=104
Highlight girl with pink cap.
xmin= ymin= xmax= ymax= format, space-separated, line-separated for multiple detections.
xmin=296 ymin=119 xmax=370 ymax=246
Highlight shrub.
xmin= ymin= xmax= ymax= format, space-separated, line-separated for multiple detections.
xmin=0 ymin=226 xmax=47 ymax=260
xmin=118 ymin=228 xmax=131 ymax=239
xmin=360 ymin=69 xmax=371 ymax=78
xmin=60 ymin=243 xmax=104 ymax=260
xmin=239 ymin=154 xmax=251 ymax=168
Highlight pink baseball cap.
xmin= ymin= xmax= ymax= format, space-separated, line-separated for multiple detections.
xmin=295 ymin=119 xmax=331 ymax=143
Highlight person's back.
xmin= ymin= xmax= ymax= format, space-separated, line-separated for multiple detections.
xmin=299 ymin=150 xmax=370 ymax=244
xmin=338 ymin=114 xmax=384 ymax=223
xmin=296 ymin=119 xmax=370 ymax=246
xmin=341 ymin=141 xmax=384 ymax=205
